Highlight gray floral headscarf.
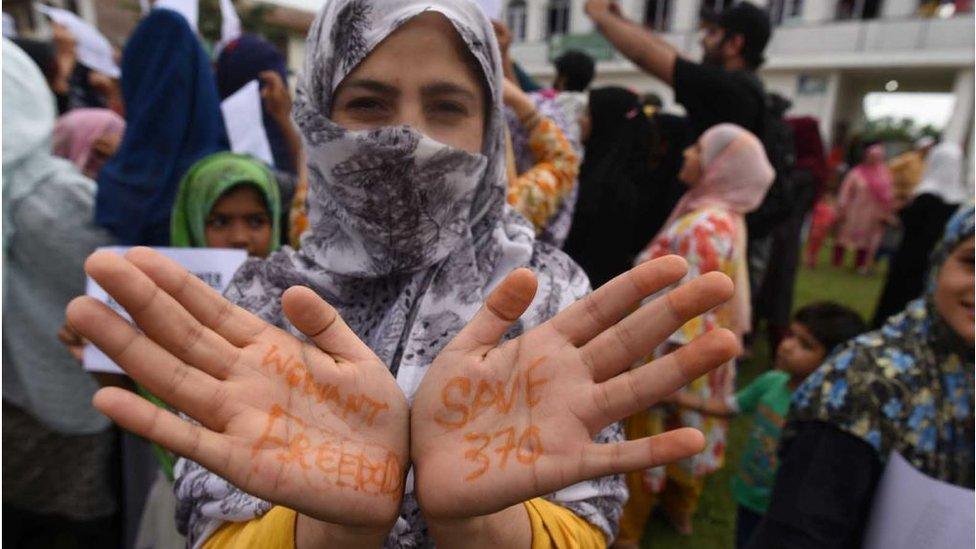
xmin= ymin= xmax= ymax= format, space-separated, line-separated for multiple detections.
xmin=173 ymin=1 xmax=625 ymax=546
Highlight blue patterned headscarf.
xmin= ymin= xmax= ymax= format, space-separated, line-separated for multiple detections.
xmin=95 ymin=8 xmax=227 ymax=245
xmin=790 ymin=203 xmax=975 ymax=487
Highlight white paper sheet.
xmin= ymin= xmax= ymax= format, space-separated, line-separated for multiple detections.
xmin=863 ymin=451 xmax=975 ymax=549
xmin=35 ymin=5 xmax=120 ymax=78
xmin=154 ymin=0 xmax=199 ymax=33
xmin=83 ymin=247 xmax=248 ymax=374
xmin=221 ymin=80 xmax=275 ymax=167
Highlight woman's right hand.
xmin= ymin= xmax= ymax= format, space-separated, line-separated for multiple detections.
xmin=66 ymin=248 xmax=409 ymax=539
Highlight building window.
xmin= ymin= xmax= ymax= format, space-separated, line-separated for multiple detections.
xmin=644 ymin=0 xmax=672 ymax=31
xmin=546 ymin=0 xmax=570 ymax=37
xmin=835 ymin=0 xmax=882 ymax=20
xmin=506 ymin=0 xmax=527 ymax=41
xmin=769 ymin=0 xmax=804 ymax=25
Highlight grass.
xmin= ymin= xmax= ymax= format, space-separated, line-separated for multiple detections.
xmin=640 ymin=240 xmax=887 ymax=548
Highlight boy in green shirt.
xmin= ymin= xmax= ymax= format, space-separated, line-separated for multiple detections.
xmin=664 ymin=302 xmax=866 ymax=548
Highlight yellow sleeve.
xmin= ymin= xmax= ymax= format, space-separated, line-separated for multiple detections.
xmin=524 ymin=498 xmax=607 ymax=549
xmin=203 ymin=506 xmax=296 ymax=549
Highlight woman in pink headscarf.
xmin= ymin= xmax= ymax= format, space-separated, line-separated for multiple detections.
xmin=52 ymin=107 xmax=125 ymax=179
xmin=617 ymin=124 xmax=774 ymax=542
xmin=833 ymin=143 xmax=894 ymax=273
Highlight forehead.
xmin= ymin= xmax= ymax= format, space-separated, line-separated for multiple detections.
xmin=337 ymin=12 xmax=485 ymax=90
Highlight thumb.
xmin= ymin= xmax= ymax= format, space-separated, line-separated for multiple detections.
xmin=281 ymin=285 xmax=379 ymax=363
xmin=444 ymin=268 xmax=538 ymax=355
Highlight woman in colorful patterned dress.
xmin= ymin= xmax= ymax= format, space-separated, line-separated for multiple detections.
xmin=617 ymin=123 xmax=774 ymax=543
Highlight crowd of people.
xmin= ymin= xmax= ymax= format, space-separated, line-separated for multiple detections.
xmin=2 ymin=0 xmax=973 ymax=548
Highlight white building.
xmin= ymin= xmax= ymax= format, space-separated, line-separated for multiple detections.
xmin=507 ymin=0 xmax=974 ymax=157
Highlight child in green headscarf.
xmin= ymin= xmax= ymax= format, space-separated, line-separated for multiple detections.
xmin=171 ymin=152 xmax=281 ymax=258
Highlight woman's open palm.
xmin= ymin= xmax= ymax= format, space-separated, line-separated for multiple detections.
xmin=411 ymin=255 xmax=739 ymax=519
xmin=66 ymin=248 xmax=409 ymax=529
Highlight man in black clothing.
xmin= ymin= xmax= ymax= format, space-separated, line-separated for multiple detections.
xmin=584 ymin=0 xmax=771 ymax=139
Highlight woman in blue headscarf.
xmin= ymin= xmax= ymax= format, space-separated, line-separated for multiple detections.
xmin=215 ymin=34 xmax=299 ymax=176
xmin=95 ymin=8 xmax=227 ymax=246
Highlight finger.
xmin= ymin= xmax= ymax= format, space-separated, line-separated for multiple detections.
xmin=586 ymin=329 xmax=740 ymax=427
xmin=85 ymin=249 xmax=241 ymax=379
xmin=550 ymin=256 xmax=688 ymax=346
xmin=581 ymin=428 xmax=706 ymax=478
xmin=124 ymin=247 xmax=267 ymax=347
xmin=93 ymin=387 xmax=230 ymax=471
xmin=579 ymin=271 xmax=734 ymax=382
xmin=444 ymin=268 xmax=538 ymax=355
xmin=281 ymin=286 xmax=379 ymax=363
xmin=68 ymin=297 xmax=235 ymax=430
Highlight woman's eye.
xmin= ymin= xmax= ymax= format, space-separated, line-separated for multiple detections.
xmin=346 ymin=97 xmax=385 ymax=112
xmin=429 ymin=101 xmax=468 ymax=116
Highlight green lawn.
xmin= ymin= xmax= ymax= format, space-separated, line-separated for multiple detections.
xmin=640 ymin=240 xmax=886 ymax=549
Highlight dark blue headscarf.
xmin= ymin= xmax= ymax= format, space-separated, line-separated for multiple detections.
xmin=215 ymin=34 xmax=295 ymax=174
xmin=96 ymin=8 xmax=227 ymax=246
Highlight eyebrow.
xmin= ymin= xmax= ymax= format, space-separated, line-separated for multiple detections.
xmin=341 ymin=78 xmax=478 ymax=102
xmin=342 ymin=78 xmax=400 ymax=97
xmin=421 ymin=81 xmax=479 ymax=102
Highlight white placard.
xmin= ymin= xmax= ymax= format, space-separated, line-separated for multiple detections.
xmin=36 ymin=5 xmax=120 ymax=78
xmin=154 ymin=0 xmax=199 ymax=33
xmin=221 ymin=80 xmax=275 ymax=167
xmin=863 ymin=451 xmax=975 ymax=549
xmin=83 ymin=247 xmax=248 ymax=374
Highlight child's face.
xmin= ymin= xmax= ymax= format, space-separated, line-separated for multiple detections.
xmin=774 ymin=322 xmax=827 ymax=378
xmin=205 ymin=185 xmax=273 ymax=258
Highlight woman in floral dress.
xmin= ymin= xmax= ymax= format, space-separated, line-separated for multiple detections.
xmin=617 ymin=124 xmax=774 ymax=543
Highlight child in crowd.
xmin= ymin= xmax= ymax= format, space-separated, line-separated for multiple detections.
xmin=171 ymin=152 xmax=281 ymax=259
xmin=664 ymin=302 xmax=867 ymax=548
xmin=806 ymin=191 xmax=838 ymax=268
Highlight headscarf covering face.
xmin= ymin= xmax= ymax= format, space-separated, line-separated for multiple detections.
xmin=95 ymin=8 xmax=227 ymax=246
xmin=52 ymin=107 xmax=125 ymax=178
xmin=914 ymin=142 xmax=970 ymax=205
xmin=215 ymin=34 xmax=295 ymax=174
xmin=791 ymin=204 xmax=975 ymax=488
xmin=641 ymin=123 xmax=774 ymax=339
xmin=170 ymin=152 xmax=281 ymax=252
xmin=173 ymin=2 xmax=624 ymax=546
xmin=856 ymin=143 xmax=894 ymax=206
xmin=2 ymin=39 xmax=110 ymax=433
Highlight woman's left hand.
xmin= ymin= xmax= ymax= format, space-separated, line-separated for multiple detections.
xmin=411 ymin=255 xmax=739 ymax=520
